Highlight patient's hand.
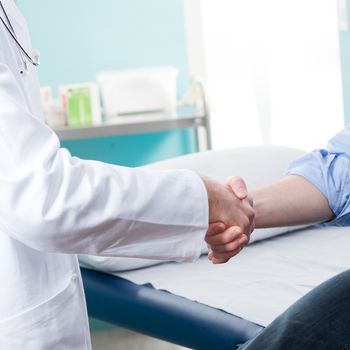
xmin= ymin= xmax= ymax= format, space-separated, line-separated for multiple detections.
xmin=206 ymin=223 xmax=249 ymax=264
xmin=205 ymin=176 xmax=254 ymax=264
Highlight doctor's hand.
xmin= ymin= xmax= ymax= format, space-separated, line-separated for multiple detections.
xmin=204 ymin=176 xmax=254 ymax=264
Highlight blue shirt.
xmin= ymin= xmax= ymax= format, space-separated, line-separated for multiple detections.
xmin=286 ymin=127 xmax=350 ymax=226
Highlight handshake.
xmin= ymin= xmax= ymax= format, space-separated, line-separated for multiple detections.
xmin=202 ymin=176 xmax=255 ymax=265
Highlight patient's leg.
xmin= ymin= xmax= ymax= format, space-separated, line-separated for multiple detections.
xmin=237 ymin=269 xmax=350 ymax=350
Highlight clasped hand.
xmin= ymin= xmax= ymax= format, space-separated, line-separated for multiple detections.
xmin=202 ymin=176 xmax=254 ymax=264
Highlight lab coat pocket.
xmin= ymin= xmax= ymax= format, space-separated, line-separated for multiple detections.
xmin=0 ymin=274 xmax=86 ymax=350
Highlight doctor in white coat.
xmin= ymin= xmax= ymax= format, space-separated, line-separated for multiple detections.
xmin=0 ymin=1 xmax=254 ymax=349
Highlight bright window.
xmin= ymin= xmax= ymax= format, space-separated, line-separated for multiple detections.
xmin=188 ymin=0 xmax=344 ymax=151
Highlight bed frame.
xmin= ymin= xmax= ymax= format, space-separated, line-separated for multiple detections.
xmin=81 ymin=268 xmax=263 ymax=350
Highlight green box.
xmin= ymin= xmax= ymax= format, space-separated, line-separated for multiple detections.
xmin=67 ymin=88 xmax=93 ymax=127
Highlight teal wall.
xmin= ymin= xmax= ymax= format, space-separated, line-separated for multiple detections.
xmin=17 ymin=0 xmax=191 ymax=96
xmin=339 ymin=2 xmax=350 ymax=125
xmin=62 ymin=131 xmax=196 ymax=167
xmin=17 ymin=0 xmax=196 ymax=166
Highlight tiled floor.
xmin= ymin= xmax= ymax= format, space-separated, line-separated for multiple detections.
xmin=91 ymin=327 xmax=189 ymax=350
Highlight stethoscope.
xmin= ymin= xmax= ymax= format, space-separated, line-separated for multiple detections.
xmin=0 ymin=0 xmax=40 ymax=74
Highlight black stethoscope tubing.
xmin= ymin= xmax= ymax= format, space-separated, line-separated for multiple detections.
xmin=0 ymin=0 xmax=39 ymax=67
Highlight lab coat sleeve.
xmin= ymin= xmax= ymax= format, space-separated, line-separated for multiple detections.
xmin=0 ymin=63 xmax=208 ymax=261
xmin=285 ymin=127 xmax=350 ymax=226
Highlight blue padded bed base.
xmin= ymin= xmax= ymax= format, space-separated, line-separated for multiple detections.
xmin=81 ymin=267 xmax=263 ymax=350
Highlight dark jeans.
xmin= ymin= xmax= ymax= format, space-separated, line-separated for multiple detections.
xmin=238 ymin=269 xmax=350 ymax=350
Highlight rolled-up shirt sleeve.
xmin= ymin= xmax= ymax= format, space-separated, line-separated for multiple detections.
xmin=285 ymin=127 xmax=350 ymax=226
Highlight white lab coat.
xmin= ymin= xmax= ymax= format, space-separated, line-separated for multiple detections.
xmin=0 ymin=1 xmax=208 ymax=349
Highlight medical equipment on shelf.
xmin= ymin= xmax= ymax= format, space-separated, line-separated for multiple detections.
xmin=40 ymin=87 xmax=53 ymax=111
xmin=97 ymin=66 xmax=178 ymax=119
xmin=0 ymin=0 xmax=40 ymax=74
xmin=40 ymin=87 xmax=66 ymax=128
xmin=60 ymin=83 xmax=102 ymax=127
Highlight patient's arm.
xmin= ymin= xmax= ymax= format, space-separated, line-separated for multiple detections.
xmin=206 ymin=175 xmax=334 ymax=264
xmin=251 ymin=175 xmax=334 ymax=228
xmin=208 ymin=127 xmax=350 ymax=263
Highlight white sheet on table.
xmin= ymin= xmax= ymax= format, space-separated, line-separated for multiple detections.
xmin=118 ymin=226 xmax=350 ymax=327
xmin=79 ymin=146 xmax=308 ymax=273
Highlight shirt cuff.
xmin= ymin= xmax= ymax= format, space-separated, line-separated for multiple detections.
xmin=178 ymin=170 xmax=209 ymax=262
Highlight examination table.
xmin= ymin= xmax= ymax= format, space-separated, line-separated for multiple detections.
xmin=79 ymin=146 xmax=350 ymax=349
xmin=81 ymin=268 xmax=263 ymax=349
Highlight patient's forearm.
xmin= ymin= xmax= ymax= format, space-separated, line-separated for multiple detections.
xmin=252 ymin=175 xmax=335 ymax=228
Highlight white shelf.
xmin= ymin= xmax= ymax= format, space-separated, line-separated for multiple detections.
xmin=53 ymin=113 xmax=207 ymax=141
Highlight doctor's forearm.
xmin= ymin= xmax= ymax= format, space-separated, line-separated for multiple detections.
xmin=252 ymin=175 xmax=334 ymax=228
